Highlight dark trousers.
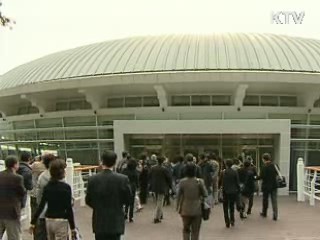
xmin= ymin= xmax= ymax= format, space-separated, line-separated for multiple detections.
xmin=139 ymin=186 xmax=148 ymax=204
xmin=30 ymin=196 xmax=38 ymax=220
xmin=163 ymin=192 xmax=171 ymax=206
xmin=125 ymin=191 xmax=135 ymax=220
xmin=223 ymin=193 xmax=237 ymax=225
xmin=34 ymin=218 xmax=47 ymax=240
xmin=262 ymin=189 xmax=278 ymax=218
xmin=95 ymin=234 xmax=121 ymax=240
xmin=248 ymin=193 xmax=254 ymax=213
xmin=182 ymin=216 xmax=202 ymax=240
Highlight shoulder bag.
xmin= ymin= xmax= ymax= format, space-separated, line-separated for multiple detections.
xmin=274 ymin=164 xmax=287 ymax=188
xmin=197 ymin=179 xmax=211 ymax=221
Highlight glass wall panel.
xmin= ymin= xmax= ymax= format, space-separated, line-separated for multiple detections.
xmin=291 ymin=128 xmax=307 ymax=138
xmin=212 ymin=95 xmax=231 ymax=106
xmin=38 ymin=131 xmax=64 ymax=140
xmin=99 ymin=129 xmax=114 ymax=139
xmin=310 ymin=115 xmax=320 ymax=125
xmin=56 ymin=102 xmax=69 ymax=111
xmin=15 ymin=132 xmax=37 ymax=141
xmin=172 ymin=96 xmax=190 ymax=106
xmin=309 ymin=129 xmax=320 ymax=139
xmin=107 ymin=98 xmax=124 ymax=108
xmin=36 ymin=118 xmax=63 ymax=128
xmin=143 ymin=96 xmax=159 ymax=107
xmin=280 ymin=96 xmax=297 ymax=107
xmin=191 ymin=95 xmax=210 ymax=106
xmin=64 ymin=116 xmax=96 ymax=127
xmin=125 ymin=97 xmax=142 ymax=108
xmin=65 ymin=130 xmax=97 ymax=139
xmin=260 ymin=96 xmax=278 ymax=106
xmin=13 ymin=120 xmax=35 ymax=130
xmin=243 ymin=95 xmax=260 ymax=106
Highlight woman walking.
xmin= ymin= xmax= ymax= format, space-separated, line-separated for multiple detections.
xmin=30 ymin=159 xmax=76 ymax=240
xmin=177 ymin=163 xmax=208 ymax=240
xmin=221 ymin=159 xmax=240 ymax=228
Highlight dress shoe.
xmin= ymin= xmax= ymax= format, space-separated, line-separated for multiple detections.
xmin=225 ymin=223 xmax=230 ymax=228
xmin=231 ymin=222 xmax=235 ymax=227
xmin=153 ymin=219 xmax=161 ymax=224
xmin=260 ymin=212 xmax=267 ymax=218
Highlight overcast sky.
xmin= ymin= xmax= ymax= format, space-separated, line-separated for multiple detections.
xmin=0 ymin=0 xmax=319 ymax=74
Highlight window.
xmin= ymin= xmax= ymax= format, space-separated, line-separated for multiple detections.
xmin=56 ymin=102 xmax=69 ymax=111
xmin=107 ymin=98 xmax=124 ymax=108
xmin=243 ymin=95 xmax=260 ymax=106
xmin=17 ymin=104 xmax=39 ymax=115
xmin=125 ymin=97 xmax=142 ymax=107
xmin=212 ymin=95 xmax=231 ymax=106
xmin=143 ymin=96 xmax=159 ymax=107
xmin=172 ymin=96 xmax=190 ymax=106
xmin=260 ymin=96 xmax=279 ymax=106
xmin=280 ymin=96 xmax=297 ymax=107
xmin=191 ymin=95 xmax=210 ymax=106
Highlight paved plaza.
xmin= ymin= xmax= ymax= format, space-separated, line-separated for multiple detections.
xmin=23 ymin=195 xmax=319 ymax=240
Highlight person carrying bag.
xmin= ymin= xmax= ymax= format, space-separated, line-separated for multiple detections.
xmin=176 ymin=162 xmax=208 ymax=240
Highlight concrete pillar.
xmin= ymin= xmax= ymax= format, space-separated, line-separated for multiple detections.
xmin=66 ymin=158 xmax=74 ymax=193
xmin=297 ymin=158 xmax=305 ymax=202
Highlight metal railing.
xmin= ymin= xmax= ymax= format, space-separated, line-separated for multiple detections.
xmin=0 ymin=158 xmax=98 ymax=240
xmin=297 ymin=157 xmax=320 ymax=206
xmin=65 ymin=158 xmax=99 ymax=207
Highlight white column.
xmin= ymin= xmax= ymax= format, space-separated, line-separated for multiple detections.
xmin=66 ymin=158 xmax=74 ymax=193
xmin=0 ymin=159 xmax=5 ymax=171
xmin=297 ymin=158 xmax=305 ymax=202
xmin=113 ymin=122 xmax=125 ymax=164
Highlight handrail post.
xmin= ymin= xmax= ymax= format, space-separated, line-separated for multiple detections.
xmin=80 ymin=172 xmax=86 ymax=207
xmin=310 ymin=171 xmax=317 ymax=206
xmin=297 ymin=158 xmax=305 ymax=202
xmin=66 ymin=158 xmax=74 ymax=193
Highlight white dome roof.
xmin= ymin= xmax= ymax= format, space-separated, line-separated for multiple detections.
xmin=1 ymin=33 xmax=320 ymax=90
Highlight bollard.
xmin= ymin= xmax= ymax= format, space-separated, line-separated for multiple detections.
xmin=66 ymin=158 xmax=74 ymax=193
xmin=297 ymin=158 xmax=305 ymax=202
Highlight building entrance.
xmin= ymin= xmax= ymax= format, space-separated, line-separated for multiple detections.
xmin=125 ymin=134 xmax=275 ymax=172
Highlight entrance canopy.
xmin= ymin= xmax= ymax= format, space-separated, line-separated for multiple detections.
xmin=114 ymin=119 xmax=290 ymax=195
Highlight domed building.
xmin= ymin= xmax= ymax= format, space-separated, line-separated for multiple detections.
xmin=1 ymin=33 xmax=320 ymax=194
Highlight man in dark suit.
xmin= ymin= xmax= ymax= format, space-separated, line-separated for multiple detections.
xmin=86 ymin=151 xmax=131 ymax=240
xmin=221 ymin=159 xmax=240 ymax=228
xmin=259 ymin=153 xmax=278 ymax=221
xmin=0 ymin=156 xmax=26 ymax=240
xmin=17 ymin=151 xmax=33 ymax=208
xmin=149 ymin=156 xmax=172 ymax=223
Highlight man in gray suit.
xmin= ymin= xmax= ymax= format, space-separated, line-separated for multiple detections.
xmin=177 ymin=163 xmax=208 ymax=240
xmin=86 ymin=151 xmax=131 ymax=240
xmin=149 ymin=156 xmax=172 ymax=223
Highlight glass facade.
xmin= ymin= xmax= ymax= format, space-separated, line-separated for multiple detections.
xmin=1 ymin=110 xmax=320 ymax=191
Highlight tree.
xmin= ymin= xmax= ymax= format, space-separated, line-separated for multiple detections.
xmin=0 ymin=1 xmax=15 ymax=29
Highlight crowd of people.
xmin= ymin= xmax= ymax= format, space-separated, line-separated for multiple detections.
xmin=0 ymin=149 xmax=282 ymax=240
